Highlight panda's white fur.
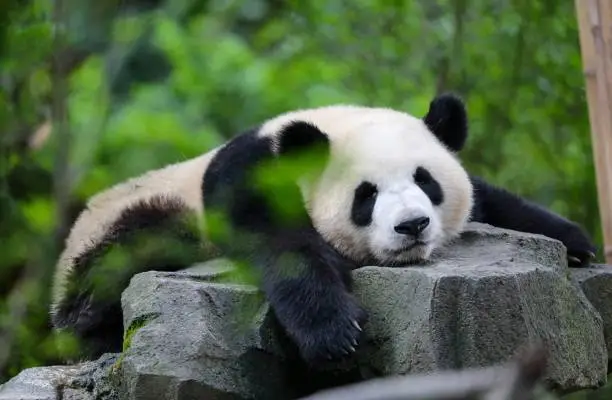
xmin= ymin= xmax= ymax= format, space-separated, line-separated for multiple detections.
xmin=258 ymin=104 xmax=473 ymax=265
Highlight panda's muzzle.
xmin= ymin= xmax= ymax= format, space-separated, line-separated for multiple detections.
xmin=394 ymin=216 xmax=430 ymax=237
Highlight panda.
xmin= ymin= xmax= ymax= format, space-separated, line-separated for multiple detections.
xmin=50 ymin=93 xmax=596 ymax=366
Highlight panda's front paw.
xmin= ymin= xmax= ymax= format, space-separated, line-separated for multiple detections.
xmin=271 ymin=283 xmax=368 ymax=367
xmin=296 ymin=296 xmax=368 ymax=366
xmin=560 ymin=223 xmax=597 ymax=267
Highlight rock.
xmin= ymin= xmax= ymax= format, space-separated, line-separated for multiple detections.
xmin=0 ymin=366 xmax=73 ymax=400
xmin=116 ymin=223 xmax=608 ymax=399
xmin=570 ymin=264 xmax=612 ymax=358
xmin=118 ymin=259 xmax=298 ymax=400
xmin=351 ymin=223 xmax=607 ymax=392
xmin=436 ymin=222 xmax=570 ymax=273
xmin=0 ymin=353 xmax=119 ymax=400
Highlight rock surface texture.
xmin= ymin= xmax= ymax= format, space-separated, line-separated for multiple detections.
xmin=352 ymin=224 xmax=608 ymax=391
xmin=571 ymin=264 xmax=612 ymax=357
xmin=1 ymin=223 xmax=610 ymax=400
xmin=0 ymin=353 xmax=119 ymax=400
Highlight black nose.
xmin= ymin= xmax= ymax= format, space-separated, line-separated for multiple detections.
xmin=394 ymin=217 xmax=430 ymax=236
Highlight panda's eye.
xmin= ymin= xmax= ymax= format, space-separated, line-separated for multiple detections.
xmin=351 ymin=181 xmax=378 ymax=227
xmin=355 ymin=181 xmax=378 ymax=200
xmin=413 ymin=166 xmax=444 ymax=206
xmin=413 ymin=166 xmax=433 ymax=186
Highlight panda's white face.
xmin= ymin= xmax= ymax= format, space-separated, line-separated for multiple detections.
xmin=281 ymin=106 xmax=473 ymax=266
xmin=356 ymin=168 xmax=444 ymax=265
xmin=260 ymin=104 xmax=474 ymax=266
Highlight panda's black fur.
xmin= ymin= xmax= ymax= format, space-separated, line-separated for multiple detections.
xmin=50 ymin=94 xmax=596 ymax=367
xmin=53 ymin=195 xmax=205 ymax=357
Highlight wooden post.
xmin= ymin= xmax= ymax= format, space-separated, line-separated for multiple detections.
xmin=575 ymin=0 xmax=612 ymax=264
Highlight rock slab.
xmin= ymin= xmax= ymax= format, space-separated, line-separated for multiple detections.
xmin=117 ymin=223 xmax=608 ymax=399
xmin=118 ymin=260 xmax=296 ymax=400
xmin=0 ymin=353 xmax=119 ymax=400
xmin=571 ymin=264 xmax=612 ymax=358
xmin=352 ymin=224 xmax=607 ymax=391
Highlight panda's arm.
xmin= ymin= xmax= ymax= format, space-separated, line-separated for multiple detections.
xmin=202 ymin=125 xmax=366 ymax=366
xmin=469 ymin=175 xmax=596 ymax=266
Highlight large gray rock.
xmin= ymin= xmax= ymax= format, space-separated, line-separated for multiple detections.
xmin=352 ymin=224 xmax=607 ymax=392
xmin=0 ymin=353 xmax=119 ymax=400
xmin=118 ymin=260 xmax=295 ymax=400
xmin=570 ymin=264 xmax=612 ymax=357
xmin=117 ymin=223 xmax=608 ymax=399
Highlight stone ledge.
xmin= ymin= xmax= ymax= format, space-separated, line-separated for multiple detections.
xmin=2 ymin=223 xmax=610 ymax=400
xmin=116 ymin=223 xmax=607 ymax=399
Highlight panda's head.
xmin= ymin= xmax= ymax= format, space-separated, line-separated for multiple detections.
xmin=262 ymin=93 xmax=473 ymax=266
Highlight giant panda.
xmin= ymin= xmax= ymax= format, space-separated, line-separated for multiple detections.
xmin=50 ymin=93 xmax=596 ymax=366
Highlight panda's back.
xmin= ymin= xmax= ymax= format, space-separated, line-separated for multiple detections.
xmin=52 ymin=147 xmax=220 ymax=307
xmin=88 ymin=148 xmax=220 ymax=214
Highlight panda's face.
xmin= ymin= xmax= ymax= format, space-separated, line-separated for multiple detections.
xmin=349 ymin=166 xmax=444 ymax=264
xmin=303 ymin=111 xmax=473 ymax=266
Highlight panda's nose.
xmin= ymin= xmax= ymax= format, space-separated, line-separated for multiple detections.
xmin=394 ymin=217 xmax=430 ymax=237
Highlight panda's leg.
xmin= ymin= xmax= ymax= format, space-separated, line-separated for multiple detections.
xmin=51 ymin=194 xmax=206 ymax=359
xmin=251 ymin=224 xmax=367 ymax=365
xmin=469 ymin=175 xmax=596 ymax=266
xmin=203 ymin=124 xmax=367 ymax=366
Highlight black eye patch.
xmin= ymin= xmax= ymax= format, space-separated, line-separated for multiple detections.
xmin=413 ymin=167 xmax=443 ymax=206
xmin=351 ymin=181 xmax=378 ymax=227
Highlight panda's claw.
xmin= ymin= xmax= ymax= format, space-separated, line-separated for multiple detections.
xmin=270 ymin=276 xmax=367 ymax=367
xmin=341 ymin=337 xmax=355 ymax=352
xmin=556 ymin=222 xmax=597 ymax=267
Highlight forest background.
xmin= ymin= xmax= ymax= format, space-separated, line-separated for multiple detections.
xmin=0 ymin=0 xmax=608 ymax=398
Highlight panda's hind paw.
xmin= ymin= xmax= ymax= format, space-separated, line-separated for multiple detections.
xmin=546 ymin=220 xmax=597 ymax=267
xmin=567 ymin=248 xmax=597 ymax=268
xmin=560 ymin=224 xmax=597 ymax=268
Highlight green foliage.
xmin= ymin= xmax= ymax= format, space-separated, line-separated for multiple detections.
xmin=0 ymin=0 xmax=607 ymax=397
xmin=254 ymin=145 xmax=330 ymax=224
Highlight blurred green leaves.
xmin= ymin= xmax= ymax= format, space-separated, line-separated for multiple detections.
xmin=254 ymin=144 xmax=329 ymax=225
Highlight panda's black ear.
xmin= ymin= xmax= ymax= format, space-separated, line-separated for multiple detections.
xmin=272 ymin=121 xmax=331 ymax=185
xmin=277 ymin=121 xmax=330 ymax=158
xmin=422 ymin=92 xmax=468 ymax=152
